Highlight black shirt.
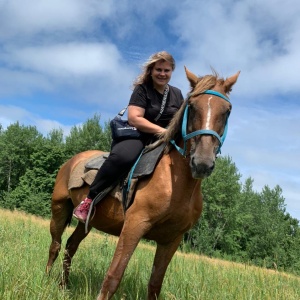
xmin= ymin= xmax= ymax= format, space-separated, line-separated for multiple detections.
xmin=129 ymin=83 xmax=184 ymax=128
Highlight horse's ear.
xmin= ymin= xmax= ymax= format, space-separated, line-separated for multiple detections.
xmin=224 ymin=71 xmax=241 ymax=92
xmin=185 ymin=66 xmax=198 ymax=88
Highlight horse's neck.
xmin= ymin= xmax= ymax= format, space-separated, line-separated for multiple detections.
xmin=161 ymin=149 xmax=202 ymax=212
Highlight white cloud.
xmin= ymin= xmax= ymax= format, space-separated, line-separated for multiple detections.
xmin=7 ymin=43 xmax=123 ymax=77
xmin=0 ymin=0 xmax=113 ymax=39
xmin=0 ymin=42 xmax=136 ymax=106
xmin=0 ymin=105 xmax=72 ymax=137
xmin=171 ymin=0 xmax=300 ymax=97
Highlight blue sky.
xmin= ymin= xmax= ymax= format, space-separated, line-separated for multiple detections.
xmin=0 ymin=0 xmax=299 ymax=221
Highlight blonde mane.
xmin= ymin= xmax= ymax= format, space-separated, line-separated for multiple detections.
xmin=160 ymin=71 xmax=225 ymax=153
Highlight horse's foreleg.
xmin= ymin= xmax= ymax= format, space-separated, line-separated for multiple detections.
xmin=46 ymin=199 xmax=73 ymax=273
xmin=97 ymin=219 xmax=151 ymax=300
xmin=61 ymin=222 xmax=92 ymax=287
xmin=147 ymin=235 xmax=183 ymax=300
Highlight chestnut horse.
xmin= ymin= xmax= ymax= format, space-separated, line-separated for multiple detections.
xmin=46 ymin=67 xmax=240 ymax=299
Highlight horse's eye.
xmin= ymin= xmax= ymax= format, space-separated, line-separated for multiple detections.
xmin=226 ymin=108 xmax=231 ymax=117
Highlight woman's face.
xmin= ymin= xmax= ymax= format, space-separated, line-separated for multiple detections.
xmin=151 ymin=60 xmax=173 ymax=91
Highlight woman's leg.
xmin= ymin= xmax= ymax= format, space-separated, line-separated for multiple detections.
xmin=73 ymin=139 xmax=144 ymax=222
xmin=88 ymin=139 xmax=144 ymax=198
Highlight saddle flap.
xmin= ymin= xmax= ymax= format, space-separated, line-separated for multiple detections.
xmin=131 ymin=142 xmax=166 ymax=178
xmin=123 ymin=142 xmax=166 ymax=210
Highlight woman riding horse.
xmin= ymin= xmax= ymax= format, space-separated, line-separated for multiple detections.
xmin=46 ymin=66 xmax=240 ymax=300
xmin=73 ymin=51 xmax=184 ymax=223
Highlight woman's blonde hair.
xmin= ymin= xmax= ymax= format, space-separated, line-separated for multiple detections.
xmin=132 ymin=51 xmax=176 ymax=89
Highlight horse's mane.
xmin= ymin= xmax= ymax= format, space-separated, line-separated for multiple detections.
xmin=160 ymin=71 xmax=225 ymax=153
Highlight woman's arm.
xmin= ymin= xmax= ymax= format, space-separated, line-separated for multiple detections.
xmin=128 ymin=105 xmax=166 ymax=135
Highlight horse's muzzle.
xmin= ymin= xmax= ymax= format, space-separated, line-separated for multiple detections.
xmin=190 ymin=156 xmax=215 ymax=179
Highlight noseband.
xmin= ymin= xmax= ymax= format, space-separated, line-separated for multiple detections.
xmin=170 ymin=90 xmax=231 ymax=156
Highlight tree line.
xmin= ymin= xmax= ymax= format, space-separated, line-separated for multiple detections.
xmin=0 ymin=115 xmax=299 ymax=276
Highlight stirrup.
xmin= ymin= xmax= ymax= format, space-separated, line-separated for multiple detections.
xmin=85 ymin=205 xmax=96 ymax=233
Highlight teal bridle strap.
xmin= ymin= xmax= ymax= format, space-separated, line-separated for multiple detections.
xmin=201 ymin=90 xmax=230 ymax=102
xmin=170 ymin=90 xmax=231 ymax=156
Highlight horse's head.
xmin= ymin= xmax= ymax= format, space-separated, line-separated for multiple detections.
xmin=185 ymin=67 xmax=240 ymax=179
xmin=164 ymin=67 xmax=240 ymax=179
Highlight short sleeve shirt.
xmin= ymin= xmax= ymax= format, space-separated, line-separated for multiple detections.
xmin=129 ymin=83 xmax=184 ymax=128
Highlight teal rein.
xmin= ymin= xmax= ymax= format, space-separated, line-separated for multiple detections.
xmin=170 ymin=90 xmax=231 ymax=156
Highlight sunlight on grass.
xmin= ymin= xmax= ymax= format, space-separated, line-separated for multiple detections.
xmin=1 ymin=209 xmax=300 ymax=300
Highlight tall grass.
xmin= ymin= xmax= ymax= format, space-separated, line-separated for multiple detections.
xmin=1 ymin=208 xmax=300 ymax=299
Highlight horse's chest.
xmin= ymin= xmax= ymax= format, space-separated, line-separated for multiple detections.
xmin=146 ymin=202 xmax=201 ymax=242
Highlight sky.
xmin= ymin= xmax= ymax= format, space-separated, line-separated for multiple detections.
xmin=0 ymin=0 xmax=299 ymax=221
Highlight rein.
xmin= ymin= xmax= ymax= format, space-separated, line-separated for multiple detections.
xmin=170 ymin=90 xmax=231 ymax=156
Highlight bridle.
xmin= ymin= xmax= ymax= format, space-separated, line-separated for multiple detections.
xmin=170 ymin=90 xmax=231 ymax=157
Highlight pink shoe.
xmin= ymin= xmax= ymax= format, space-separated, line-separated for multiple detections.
xmin=73 ymin=198 xmax=93 ymax=223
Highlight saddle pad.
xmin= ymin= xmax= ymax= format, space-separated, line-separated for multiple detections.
xmin=131 ymin=142 xmax=166 ymax=178
xmin=68 ymin=153 xmax=100 ymax=189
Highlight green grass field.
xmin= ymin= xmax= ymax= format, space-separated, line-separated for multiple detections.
xmin=1 ymin=208 xmax=300 ymax=300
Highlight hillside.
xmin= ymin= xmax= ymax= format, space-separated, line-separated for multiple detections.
xmin=1 ymin=208 xmax=300 ymax=300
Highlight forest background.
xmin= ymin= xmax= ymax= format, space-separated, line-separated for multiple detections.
xmin=0 ymin=115 xmax=299 ymax=276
